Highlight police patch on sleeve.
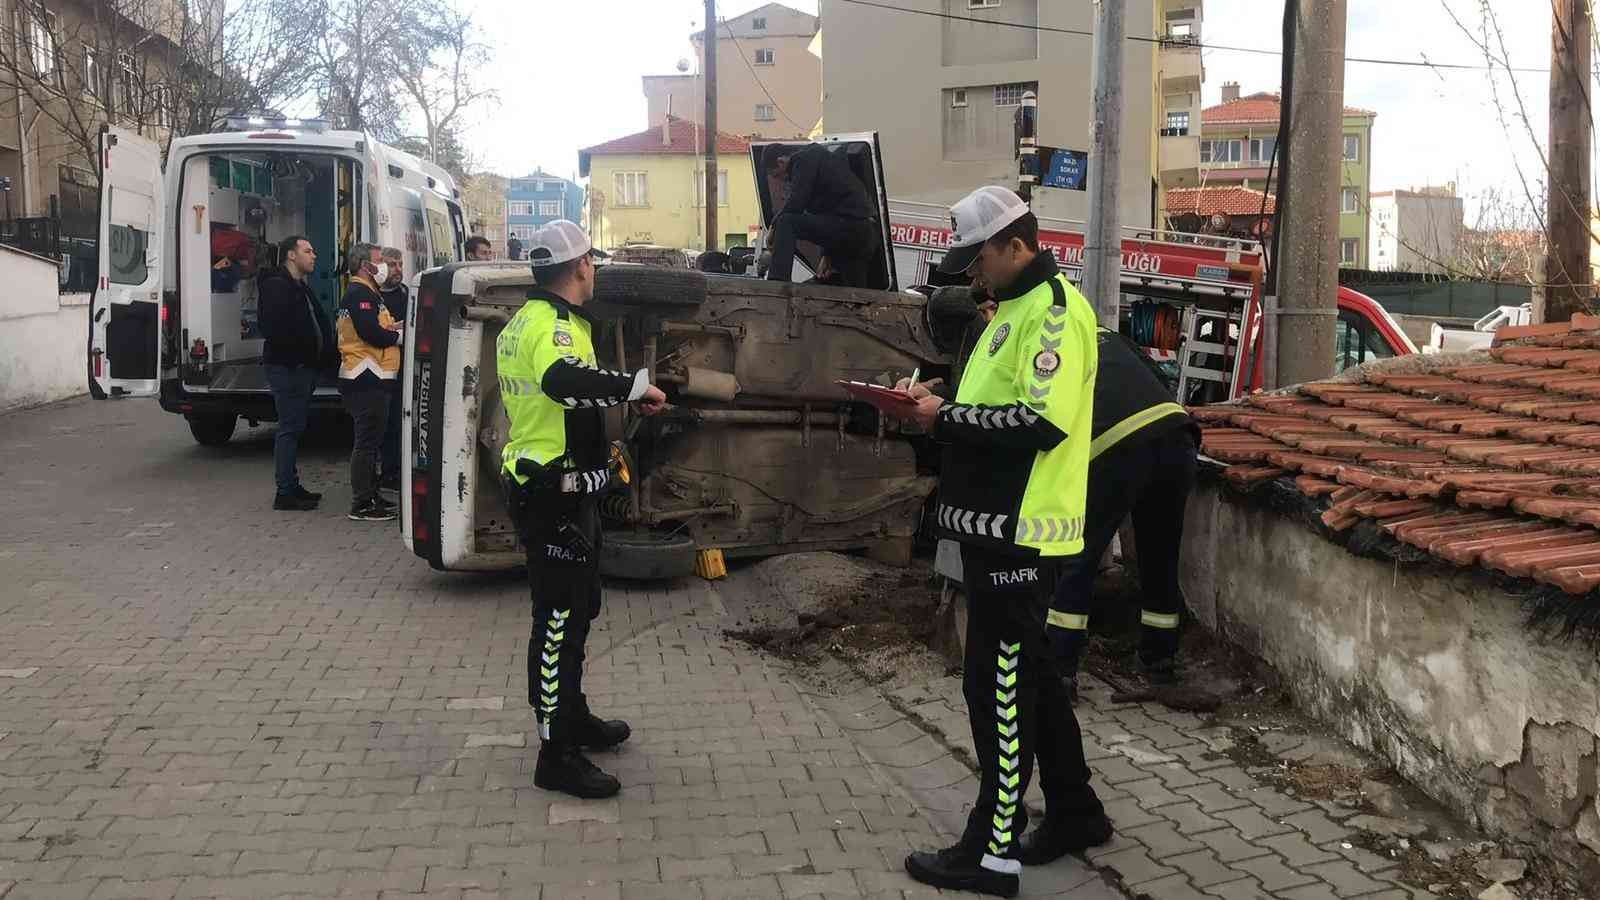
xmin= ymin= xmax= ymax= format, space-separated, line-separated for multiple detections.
xmin=553 ymin=329 xmax=573 ymax=347
xmin=988 ymin=323 xmax=1012 ymax=355
xmin=1033 ymin=350 xmax=1061 ymax=379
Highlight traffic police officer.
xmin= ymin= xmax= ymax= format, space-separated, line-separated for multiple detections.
xmin=1049 ymin=329 xmax=1199 ymax=692
xmin=496 ymin=220 xmax=667 ymax=799
xmin=902 ymin=187 xmax=1111 ymax=896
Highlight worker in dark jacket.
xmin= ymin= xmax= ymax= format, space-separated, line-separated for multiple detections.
xmin=761 ymin=143 xmax=878 ymax=287
xmin=378 ymin=246 xmax=409 ymax=493
xmin=335 ymin=242 xmax=402 ymax=522
xmin=258 ymin=235 xmax=334 ymax=511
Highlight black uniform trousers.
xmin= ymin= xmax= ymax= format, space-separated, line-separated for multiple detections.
xmin=959 ymin=543 xmax=1103 ymax=871
xmin=766 ymin=212 xmax=877 ymax=286
xmin=1051 ymin=429 xmax=1198 ymax=676
xmin=505 ymin=479 xmax=604 ymax=744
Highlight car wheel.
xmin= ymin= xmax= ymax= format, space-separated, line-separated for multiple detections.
xmin=591 ymin=266 xmax=707 ymax=315
xmin=598 ymin=529 xmax=698 ymax=581
xmin=187 ymin=413 xmax=237 ymax=447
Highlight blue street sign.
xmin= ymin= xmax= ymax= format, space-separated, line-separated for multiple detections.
xmin=1040 ymin=148 xmax=1088 ymax=191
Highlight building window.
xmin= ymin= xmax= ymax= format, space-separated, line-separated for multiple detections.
xmin=1169 ymin=22 xmax=1193 ymax=38
xmin=614 ymin=171 xmax=649 ymax=207
xmin=1201 ymin=139 xmax=1242 ymax=164
xmin=28 ymin=9 xmax=56 ymax=79
xmin=508 ymin=224 xmax=538 ymax=241
xmin=1341 ymin=189 xmax=1359 ymax=214
xmin=83 ymin=46 xmax=101 ymax=99
xmin=752 ymin=16 xmax=767 ymax=29
xmin=1340 ymin=238 xmax=1360 ymax=265
xmin=1248 ymin=137 xmax=1276 ymax=163
xmin=1164 ymin=111 xmax=1189 ymax=135
xmin=535 ymin=180 xmax=546 ymax=191
xmin=755 ymin=103 xmax=776 ymax=121
xmin=695 ymin=169 xmax=731 ymax=207
xmin=538 ymin=200 xmax=559 ymax=216
xmin=1343 ymin=134 xmax=1361 ymax=162
xmin=754 ymin=48 xmax=774 ymax=65
xmin=951 ymin=88 xmax=968 ymax=108
xmin=994 ymin=82 xmax=1031 ymax=106
xmin=968 ymin=0 xmax=1002 ymax=7
xmin=149 ymin=83 xmax=169 ymax=127
xmin=508 ymin=201 xmax=534 ymax=216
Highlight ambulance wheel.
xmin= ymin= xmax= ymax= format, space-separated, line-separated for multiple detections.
xmin=599 ymin=529 xmax=698 ymax=581
xmin=187 ymin=413 xmax=237 ymax=447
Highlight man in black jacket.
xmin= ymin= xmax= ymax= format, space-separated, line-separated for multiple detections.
xmin=378 ymin=246 xmax=409 ymax=492
xmin=762 ymin=143 xmax=878 ymax=287
xmin=258 ymin=236 xmax=335 ymax=511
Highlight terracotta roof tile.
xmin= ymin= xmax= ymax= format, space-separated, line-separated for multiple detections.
xmin=1165 ymin=186 xmax=1276 ymax=216
xmin=1201 ymin=91 xmax=1375 ymax=125
xmin=579 ymin=116 xmax=752 ymax=158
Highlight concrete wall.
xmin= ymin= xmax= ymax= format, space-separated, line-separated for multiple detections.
xmin=0 ymin=244 xmax=85 ymax=411
xmin=1183 ymin=481 xmax=1600 ymax=877
xmin=820 ymin=0 xmax=1159 ymax=227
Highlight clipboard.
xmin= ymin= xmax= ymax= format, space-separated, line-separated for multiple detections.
xmin=835 ymin=380 xmax=920 ymax=415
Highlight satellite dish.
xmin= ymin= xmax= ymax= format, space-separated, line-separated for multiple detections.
xmin=677 ymin=58 xmax=690 ymax=73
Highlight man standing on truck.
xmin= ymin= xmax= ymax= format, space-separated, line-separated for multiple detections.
xmin=900 ymin=187 xmax=1111 ymax=896
xmin=378 ymin=246 xmax=409 ymax=494
xmin=497 ymin=219 xmax=668 ymax=799
xmin=761 ymin=143 xmax=878 ymax=288
xmin=259 ymin=236 xmax=335 ymax=511
xmin=336 ymin=243 xmax=402 ymax=522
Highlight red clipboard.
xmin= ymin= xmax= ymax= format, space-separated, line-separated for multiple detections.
xmin=835 ymin=380 xmax=920 ymax=415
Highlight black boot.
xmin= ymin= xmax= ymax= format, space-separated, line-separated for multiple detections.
xmin=533 ymin=743 xmax=620 ymax=799
xmin=575 ymin=713 xmax=631 ymax=751
xmin=1016 ymin=814 xmax=1114 ymax=865
xmin=904 ymin=843 xmax=1019 ymax=898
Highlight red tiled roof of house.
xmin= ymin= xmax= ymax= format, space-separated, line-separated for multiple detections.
xmin=1202 ymin=91 xmax=1376 ymax=125
xmin=580 ymin=117 xmax=751 ymax=157
xmin=1166 ymin=186 xmax=1276 ymax=216
xmin=1194 ymin=313 xmax=1600 ymax=608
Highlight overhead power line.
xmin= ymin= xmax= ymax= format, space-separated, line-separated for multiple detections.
xmin=837 ymin=0 xmax=1552 ymax=74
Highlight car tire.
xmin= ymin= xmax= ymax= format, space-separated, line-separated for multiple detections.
xmin=592 ymin=265 xmax=707 ymax=314
xmin=598 ymin=529 xmax=698 ymax=581
xmin=187 ymin=413 xmax=237 ymax=447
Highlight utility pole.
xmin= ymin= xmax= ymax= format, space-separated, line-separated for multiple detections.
xmin=1544 ymin=0 xmax=1592 ymax=322
xmin=703 ymin=0 xmax=720 ymax=253
xmin=1016 ymin=91 xmax=1038 ymax=203
xmin=1081 ymin=0 xmax=1125 ymax=329
xmin=1273 ymin=0 xmax=1346 ymax=388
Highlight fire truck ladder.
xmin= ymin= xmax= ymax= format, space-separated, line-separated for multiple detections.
xmin=1176 ymin=306 xmax=1243 ymax=403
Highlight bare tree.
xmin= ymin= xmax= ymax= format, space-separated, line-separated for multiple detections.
xmin=1452 ymin=186 xmax=1547 ymax=284
xmin=391 ymin=0 xmax=493 ymax=167
xmin=302 ymin=0 xmax=412 ymax=140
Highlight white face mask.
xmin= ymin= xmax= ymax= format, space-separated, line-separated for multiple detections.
xmin=371 ymin=262 xmax=389 ymax=284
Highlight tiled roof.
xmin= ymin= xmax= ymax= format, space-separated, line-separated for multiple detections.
xmin=1194 ymin=314 xmax=1600 ymax=604
xmin=1166 ymin=186 xmax=1276 ymax=217
xmin=1202 ymin=91 xmax=1376 ymax=125
xmin=579 ymin=117 xmax=751 ymax=157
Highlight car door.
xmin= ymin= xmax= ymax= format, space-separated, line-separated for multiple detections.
xmin=89 ymin=126 xmax=165 ymax=398
xmin=748 ymin=132 xmax=899 ymax=291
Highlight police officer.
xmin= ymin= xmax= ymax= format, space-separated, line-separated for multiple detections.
xmin=901 ymin=187 xmax=1111 ymax=896
xmin=496 ymin=220 xmax=668 ymax=799
xmin=1049 ymin=329 xmax=1199 ymax=692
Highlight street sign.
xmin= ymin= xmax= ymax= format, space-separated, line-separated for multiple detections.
xmin=1039 ymin=147 xmax=1088 ymax=191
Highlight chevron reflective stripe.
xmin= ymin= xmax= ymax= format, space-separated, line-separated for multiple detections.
xmin=937 ymin=504 xmax=1009 ymax=539
xmin=557 ymin=395 xmax=622 ymax=409
xmin=1141 ymin=609 xmax=1181 ymax=630
xmin=574 ymin=469 xmax=611 ymax=493
xmin=1014 ymin=516 xmax=1085 ymax=544
xmin=499 ymin=375 xmax=540 ymax=396
xmin=941 ymin=404 xmax=1039 ymax=431
xmin=537 ymin=609 xmax=572 ymax=729
xmin=1047 ymin=610 xmax=1090 ymax=631
xmin=989 ymin=639 xmax=1022 ymax=860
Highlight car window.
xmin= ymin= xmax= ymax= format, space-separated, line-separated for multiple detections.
xmin=424 ymin=204 xmax=455 ymax=268
xmin=108 ymin=223 xmax=148 ymax=285
xmin=1335 ymin=311 xmax=1395 ymax=373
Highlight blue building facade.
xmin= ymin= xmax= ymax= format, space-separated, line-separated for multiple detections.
xmin=505 ymin=171 xmax=585 ymax=257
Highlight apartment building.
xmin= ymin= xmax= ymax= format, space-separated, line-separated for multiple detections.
xmin=642 ymin=2 xmax=820 ymax=140
xmin=819 ymin=0 xmax=1203 ymax=228
xmin=1370 ymin=186 xmax=1465 ymax=274
xmin=505 ymin=171 xmax=584 ymax=251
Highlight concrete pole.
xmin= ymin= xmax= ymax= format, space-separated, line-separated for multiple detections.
xmin=1082 ymin=0 xmax=1125 ymax=329
xmin=703 ymin=0 xmax=719 ymax=252
xmin=1016 ymin=92 xmax=1038 ymax=203
xmin=1273 ymin=0 xmax=1346 ymax=388
xmin=1544 ymin=0 xmax=1592 ymax=322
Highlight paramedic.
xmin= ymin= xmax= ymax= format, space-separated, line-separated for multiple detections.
xmin=899 ymin=187 xmax=1111 ymax=896
xmin=497 ymin=220 xmax=668 ymax=799
xmin=466 ymin=236 xmax=494 ymax=260
xmin=761 ymin=143 xmax=877 ymax=287
xmin=259 ymin=235 xmax=334 ymax=511
xmin=1049 ymin=330 xmax=1198 ymax=691
xmin=378 ymin=246 xmax=409 ymax=493
xmin=336 ymin=243 xmax=400 ymax=522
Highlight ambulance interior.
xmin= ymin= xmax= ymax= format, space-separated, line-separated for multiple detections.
xmin=176 ymin=150 xmax=364 ymax=394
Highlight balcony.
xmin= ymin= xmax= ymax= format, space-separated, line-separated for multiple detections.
xmin=1160 ymin=36 xmax=1203 ymax=94
xmin=1160 ymin=133 xmax=1201 ymax=187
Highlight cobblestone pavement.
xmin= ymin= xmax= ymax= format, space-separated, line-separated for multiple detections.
xmin=0 ymin=398 xmax=1425 ymax=900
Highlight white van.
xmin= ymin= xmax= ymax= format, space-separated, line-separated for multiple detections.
xmin=88 ymin=117 xmax=466 ymax=444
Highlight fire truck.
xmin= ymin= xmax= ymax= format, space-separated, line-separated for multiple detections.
xmin=888 ymin=200 xmax=1416 ymax=405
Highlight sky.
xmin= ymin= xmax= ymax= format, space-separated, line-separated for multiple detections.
xmin=459 ymin=0 xmax=1558 ymax=222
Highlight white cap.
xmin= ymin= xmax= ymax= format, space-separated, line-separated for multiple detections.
xmin=526 ymin=219 xmax=609 ymax=267
xmin=937 ymin=186 xmax=1031 ymax=274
